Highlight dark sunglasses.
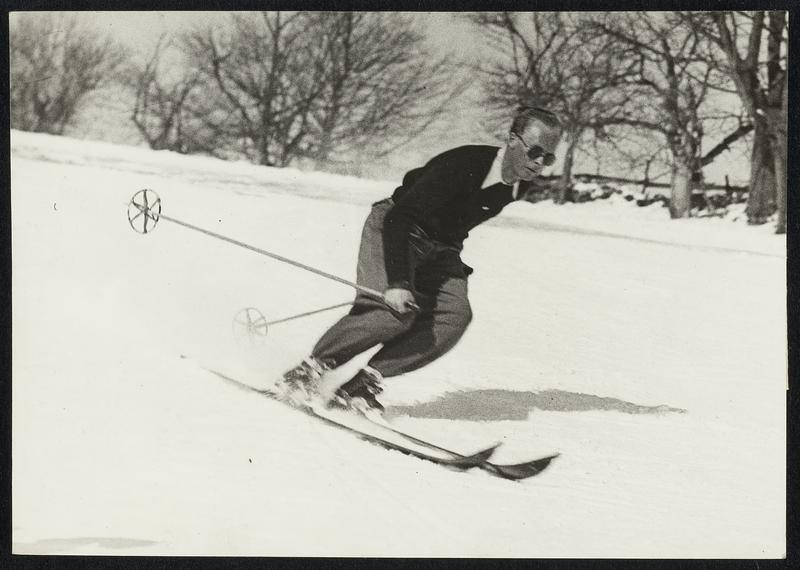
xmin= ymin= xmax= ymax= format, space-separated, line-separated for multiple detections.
xmin=515 ymin=135 xmax=556 ymax=166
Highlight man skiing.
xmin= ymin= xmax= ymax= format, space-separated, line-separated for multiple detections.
xmin=279 ymin=106 xmax=563 ymax=415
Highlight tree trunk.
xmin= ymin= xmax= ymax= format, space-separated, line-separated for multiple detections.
xmin=767 ymin=11 xmax=787 ymax=234
xmin=772 ymin=137 xmax=786 ymax=234
xmin=314 ymin=127 xmax=335 ymax=170
xmin=769 ymin=92 xmax=787 ymax=233
xmin=768 ymin=59 xmax=788 ymax=234
xmin=669 ymin=161 xmax=692 ymax=218
xmin=557 ymin=137 xmax=577 ymax=204
xmin=746 ymin=120 xmax=776 ymax=225
xmin=641 ymin=158 xmax=652 ymax=195
xmin=258 ymin=133 xmax=273 ymax=167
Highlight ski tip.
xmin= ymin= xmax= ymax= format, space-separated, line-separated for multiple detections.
xmin=531 ymin=453 xmax=560 ymax=466
xmin=442 ymin=444 xmax=498 ymax=467
xmin=489 ymin=453 xmax=560 ymax=481
xmin=480 ymin=442 xmax=505 ymax=462
xmin=481 ymin=443 xmax=502 ymax=458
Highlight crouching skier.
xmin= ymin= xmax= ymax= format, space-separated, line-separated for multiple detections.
xmin=278 ymin=106 xmax=563 ymax=416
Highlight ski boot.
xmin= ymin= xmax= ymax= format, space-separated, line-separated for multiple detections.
xmin=328 ymin=367 xmax=385 ymax=419
xmin=276 ymin=356 xmax=331 ymax=404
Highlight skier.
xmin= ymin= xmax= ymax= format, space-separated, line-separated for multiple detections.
xmin=279 ymin=106 xmax=563 ymax=415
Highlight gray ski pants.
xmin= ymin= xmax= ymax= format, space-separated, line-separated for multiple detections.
xmin=311 ymin=199 xmax=472 ymax=378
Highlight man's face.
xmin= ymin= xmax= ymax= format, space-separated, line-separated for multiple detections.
xmin=503 ymin=121 xmax=562 ymax=183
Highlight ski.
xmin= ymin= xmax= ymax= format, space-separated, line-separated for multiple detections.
xmin=303 ymin=404 xmax=500 ymax=469
xmin=206 ymin=369 xmax=499 ymax=472
xmin=363 ymin=416 xmax=559 ymax=480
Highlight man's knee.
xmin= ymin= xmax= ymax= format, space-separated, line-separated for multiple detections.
xmin=432 ymin=301 xmax=471 ymax=355
xmin=432 ymin=304 xmax=471 ymax=358
xmin=449 ymin=299 xmax=473 ymax=332
xmin=437 ymin=278 xmax=472 ymax=331
xmin=375 ymin=307 xmax=418 ymax=339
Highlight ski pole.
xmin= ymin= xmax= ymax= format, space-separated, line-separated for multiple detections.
xmin=232 ymin=302 xmax=354 ymax=343
xmin=266 ymin=301 xmax=355 ymax=326
xmin=127 ymin=189 xmax=419 ymax=309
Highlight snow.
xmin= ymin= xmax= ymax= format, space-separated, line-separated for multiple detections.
xmin=11 ymin=130 xmax=786 ymax=557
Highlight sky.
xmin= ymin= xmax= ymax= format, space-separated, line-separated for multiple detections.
xmin=66 ymin=11 xmax=479 ymax=62
xmin=11 ymin=10 xmax=753 ymax=185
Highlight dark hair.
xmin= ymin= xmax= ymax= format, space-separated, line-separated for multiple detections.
xmin=509 ymin=106 xmax=563 ymax=136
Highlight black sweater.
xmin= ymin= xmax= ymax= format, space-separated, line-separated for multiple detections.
xmin=383 ymin=145 xmax=517 ymax=289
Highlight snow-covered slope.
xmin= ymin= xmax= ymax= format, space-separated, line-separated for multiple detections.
xmin=11 ymin=131 xmax=786 ymax=557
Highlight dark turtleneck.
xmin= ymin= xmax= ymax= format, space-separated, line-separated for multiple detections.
xmin=384 ymin=145 xmax=516 ymax=289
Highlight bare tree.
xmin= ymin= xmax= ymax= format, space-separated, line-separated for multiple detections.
xmin=179 ymin=12 xmax=326 ymax=166
xmin=304 ymin=12 xmax=456 ymax=170
xmin=585 ymin=12 xmax=732 ymax=218
xmin=467 ymin=12 xmax=640 ymax=203
xmin=473 ymin=12 xmax=746 ymax=217
xmin=684 ymin=11 xmax=788 ymax=233
xmin=10 ymin=13 xmax=129 ymax=135
xmin=169 ymin=11 xmax=457 ymax=170
xmin=129 ymin=36 xmax=202 ymax=153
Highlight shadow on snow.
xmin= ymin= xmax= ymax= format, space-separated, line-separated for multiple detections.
xmin=387 ymin=388 xmax=686 ymax=422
